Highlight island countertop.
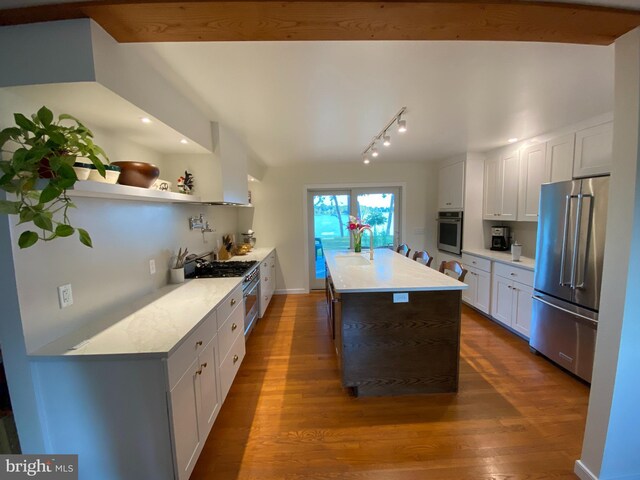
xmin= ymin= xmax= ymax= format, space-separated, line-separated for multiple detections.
xmin=325 ymin=249 xmax=468 ymax=293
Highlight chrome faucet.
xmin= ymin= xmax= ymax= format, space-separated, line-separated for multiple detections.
xmin=359 ymin=226 xmax=374 ymax=260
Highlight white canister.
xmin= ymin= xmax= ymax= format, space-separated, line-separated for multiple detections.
xmin=169 ymin=268 xmax=185 ymax=284
xmin=511 ymin=243 xmax=522 ymax=262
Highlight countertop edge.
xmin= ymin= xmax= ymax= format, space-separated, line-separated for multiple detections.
xmin=462 ymin=249 xmax=536 ymax=272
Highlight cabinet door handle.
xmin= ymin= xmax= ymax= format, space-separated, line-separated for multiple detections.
xmin=195 ymin=340 xmax=203 ymax=347
xmin=196 ymin=368 xmax=203 ymax=376
xmin=510 ymin=273 xmax=517 ymax=276
xmin=230 ymin=298 xmax=236 ymax=306
xmin=201 ymin=362 xmax=208 ymax=369
xmin=264 ymin=277 xmax=268 ymax=281
xmin=472 ymin=261 xmax=476 ymax=264
xmin=231 ymin=323 xmax=238 ymax=331
xmin=446 ymin=202 xmax=452 ymax=205
xmin=233 ymin=354 xmax=239 ymax=364
xmin=507 ymin=286 xmax=512 ymax=289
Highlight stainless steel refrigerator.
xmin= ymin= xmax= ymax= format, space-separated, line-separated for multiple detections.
xmin=530 ymin=176 xmax=609 ymax=383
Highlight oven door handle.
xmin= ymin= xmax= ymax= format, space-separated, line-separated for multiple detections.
xmin=437 ymin=219 xmax=461 ymax=223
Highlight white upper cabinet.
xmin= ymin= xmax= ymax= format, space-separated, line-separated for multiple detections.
xmin=483 ymin=151 xmax=519 ymax=220
xmin=437 ymin=161 xmax=465 ymax=210
xmin=545 ymin=134 xmax=575 ymax=183
xmin=517 ymin=143 xmax=547 ymax=221
xmin=573 ymin=122 xmax=613 ymax=178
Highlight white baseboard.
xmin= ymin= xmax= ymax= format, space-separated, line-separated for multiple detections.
xmin=575 ymin=460 xmax=598 ymax=480
xmin=274 ymin=288 xmax=308 ymax=295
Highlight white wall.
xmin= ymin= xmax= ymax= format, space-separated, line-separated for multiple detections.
xmin=577 ymin=27 xmax=640 ymax=480
xmin=244 ymin=161 xmax=437 ymax=292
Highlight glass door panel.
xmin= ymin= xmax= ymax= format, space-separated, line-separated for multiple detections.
xmin=353 ymin=189 xmax=400 ymax=249
xmin=308 ymin=191 xmax=350 ymax=290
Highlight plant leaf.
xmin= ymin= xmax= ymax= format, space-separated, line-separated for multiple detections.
xmin=18 ymin=208 xmax=36 ymax=224
xmin=57 ymin=163 xmax=77 ymax=181
xmin=48 ymin=130 xmax=66 ymax=145
xmin=18 ymin=231 xmax=38 ymax=249
xmin=87 ymin=154 xmax=106 ymax=177
xmin=58 ymin=113 xmax=82 ymax=126
xmin=39 ymin=184 xmax=62 ymax=204
xmin=54 ymin=177 xmax=76 ymax=190
xmin=14 ymin=113 xmax=36 ymax=132
xmin=37 ymin=106 xmax=53 ymax=127
xmin=33 ymin=213 xmax=53 ymax=231
xmin=78 ymin=228 xmax=92 ymax=247
xmin=55 ymin=224 xmax=74 ymax=237
xmin=0 ymin=200 xmax=21 ymax=214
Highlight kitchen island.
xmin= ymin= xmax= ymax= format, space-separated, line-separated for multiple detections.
xmin=325 ymin=249 xmax=467 ymax=397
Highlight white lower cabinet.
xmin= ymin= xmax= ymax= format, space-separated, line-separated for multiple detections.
xmin=461 ymin=253 xmax=491 ymax=315
xmin=260 ymin=250 xmax=277 ymax=317
xmin=490 ymin=271 xmax=533 ymax=339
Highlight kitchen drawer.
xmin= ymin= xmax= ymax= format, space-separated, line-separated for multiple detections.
xmin=216 ymin=284 xmax=243 ymax=330
xmin=217 ymin=301 xmax=244 ymax=362
xmin=219 ymin=332 xmax=246 ymax=400
xmin=494 ymin=262 xmax=534 ymax=287
xmin=167 ymin=309 xmax=217 ymax=389
xmin=461 ymin=253 xmax=491 ymax=273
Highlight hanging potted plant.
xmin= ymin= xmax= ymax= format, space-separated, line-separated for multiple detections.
xmin=0 ymin=106 xmax=109 ymax=248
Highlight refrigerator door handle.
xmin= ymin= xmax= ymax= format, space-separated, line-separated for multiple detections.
xmin=532 ymin=295 xmax=598 ymax=326
xmin=570 ymin=193 xmax=584 ymax=289
xmin=575 ymin=194 xmax=593 ymax=289
xmin=559 ymin=194 xmax=576 ymax=287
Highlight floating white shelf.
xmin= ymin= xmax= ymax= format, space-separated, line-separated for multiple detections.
xmin=67 ymin=181 xmax=201 ymax=204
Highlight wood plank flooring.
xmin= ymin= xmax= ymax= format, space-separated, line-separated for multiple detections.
xmin=191 ymin=293 xmax=589 ymax=480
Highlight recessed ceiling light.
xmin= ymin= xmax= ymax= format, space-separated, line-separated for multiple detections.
xmin=180 ymin=139 xmax=188 ymax=144
xmin=508 ymin=137 xmax=519 ymax=143
xmin=383 ymin=135 xmax=391 ymax=147
xmin=140 ymin=117 xmax=152 ymax=124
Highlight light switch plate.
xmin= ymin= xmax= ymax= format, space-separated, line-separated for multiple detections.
xmin=393 ymin=292 xmax=409 ymax=303
xmin=149 ymin=259 xmax=156 ymax=275
xmin=58 ymin=284 xmax=73 ymax=308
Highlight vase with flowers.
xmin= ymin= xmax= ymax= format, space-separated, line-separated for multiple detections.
xmin=348 ymin=215 xmax=370 ymax=253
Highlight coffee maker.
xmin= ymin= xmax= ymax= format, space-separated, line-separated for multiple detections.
xmin=490 ymin=226 xmax=510 ymax=251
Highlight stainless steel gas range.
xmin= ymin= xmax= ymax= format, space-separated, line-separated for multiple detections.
xmin=186 ymin=257 xmax=261 ymax=338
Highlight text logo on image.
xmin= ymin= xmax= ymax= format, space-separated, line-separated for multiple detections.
xmin=0 ymin=455 xmax=77 ymax=480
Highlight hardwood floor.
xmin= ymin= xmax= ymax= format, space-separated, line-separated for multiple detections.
xmin=191 ymin=293 xmax=589 ymax=480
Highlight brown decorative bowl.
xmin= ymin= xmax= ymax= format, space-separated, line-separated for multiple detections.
xmin=112 ymin=161 xmax=160 ymax=189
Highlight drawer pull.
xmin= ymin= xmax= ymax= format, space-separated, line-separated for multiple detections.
xmin=233 ymin=354 xmax=239 ymax=364
xmin=201 ymin=362 xmax=208 ymax=369
xmin=230 ymin=298 xmax=236 ymax=306
xmin=231 ymin=323 xmax=238 ymax=331
xmin=472 ymin=261 xmax=476 ymax=264
xmin=195 ymin=340 xmax=203 ymax=347
xmin=510 ymin=273 xmax=517 ymax=276
xmin=196 ymin=368 xmax=203 ymax=376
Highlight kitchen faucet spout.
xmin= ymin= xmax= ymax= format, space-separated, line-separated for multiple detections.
xmin=359 ymin=226 xmax=374 ymax=260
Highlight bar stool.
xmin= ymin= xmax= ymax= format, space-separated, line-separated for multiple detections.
xmin=438 ymin=260 xmax=467 ymax=282
xmin=413 ymin=250 xmax=434 ymax=268
xmin=396 ymin=244 xmax=411 ymax=257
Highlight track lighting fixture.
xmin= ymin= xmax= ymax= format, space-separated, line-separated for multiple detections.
xmin=363 ymin=158 xmax=370 ymax=164
xmin=360 ymin=107 xmax=407 ymax=164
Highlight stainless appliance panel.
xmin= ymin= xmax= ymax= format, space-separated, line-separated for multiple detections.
xmin=534 ymin=180 xmax=580 ymax=303
xmin=530 ymin=293 xmax=597 ymax=382
xmin=437 ymin=211 xmax=463 ymax=255
xmin=244 ymin=271 xmax=260 ymax=337
xmin=573 ymin=176 xmax=609 ymax=311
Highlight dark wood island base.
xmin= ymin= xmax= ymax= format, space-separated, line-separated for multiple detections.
xmin=333 ymin=289 xmax=462 ymax=397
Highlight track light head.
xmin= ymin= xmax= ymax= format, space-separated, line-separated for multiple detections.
xmin=371 ymin=147 xmax=379 ymax=158
xmin=363 ymin=158 xmax=370 ymax=164
xmin=383 ymin=134 xmax=391 ymax=147
xmin=397 ymin=119 xmax=407 ymax=133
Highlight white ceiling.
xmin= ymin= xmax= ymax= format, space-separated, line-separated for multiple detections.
xmin=126 ymin=40 xmax=614 ymax=166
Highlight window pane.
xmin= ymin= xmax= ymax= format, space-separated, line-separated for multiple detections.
xmin=356 ymin=193 xmax=396 ymax=248
xmin=313 ymin=194 xmax=350 ymax=280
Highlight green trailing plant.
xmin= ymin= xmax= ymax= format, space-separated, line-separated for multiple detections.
xmin=0 ymin=106 xmax=109 ymax=248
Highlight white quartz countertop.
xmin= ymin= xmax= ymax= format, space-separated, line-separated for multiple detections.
xmin=225 ymin=246 xmax=274 ymax=264
xmin=462 ymin=248 xmax=536 ymax=271
xmin=325 ymin=249 xmax=467 ymax=293
xmin=33 ymin=247 xmax=276 ymax=358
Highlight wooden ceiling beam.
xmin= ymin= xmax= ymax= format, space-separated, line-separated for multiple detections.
xmin=1 ymin=1 xmax=639 ymax=45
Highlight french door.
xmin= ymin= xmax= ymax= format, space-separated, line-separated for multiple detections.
xmin=308 ymin=187 xmax=401 ymax=290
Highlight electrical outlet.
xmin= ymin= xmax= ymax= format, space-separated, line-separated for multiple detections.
xmin=149 ymin=259 xmax=156 ymax=275
xmin=58 ymin=284 xmax=73 ymax=308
